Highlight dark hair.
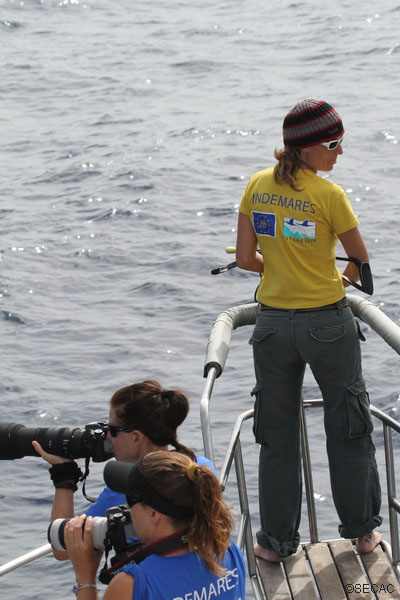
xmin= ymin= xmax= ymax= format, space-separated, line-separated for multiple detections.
xmin=140 ymin=451 xmax=233 ymax=576
xmin=110 ymin=381 xmax=195 ymax=460
xmin=273 ymin=147 xmax=304 ymax=191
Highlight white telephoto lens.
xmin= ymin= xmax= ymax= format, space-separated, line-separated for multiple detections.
xmin=48 ymin=517 xmax=108 ymax=551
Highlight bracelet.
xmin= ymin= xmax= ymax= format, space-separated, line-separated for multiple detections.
xmin=49 ymin=462 xmax=83 ymax=492
xmin=72 ymin=582 xmax=99 ymax=595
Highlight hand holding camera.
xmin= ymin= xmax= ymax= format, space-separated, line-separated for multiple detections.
xmin=32 ymin=440 xmax=73 ymax=465
xmin=63 ymin=515 xmax=103 ymax=585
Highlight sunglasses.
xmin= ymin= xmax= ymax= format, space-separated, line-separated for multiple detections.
xmin=106 ymin=423 xmax=139 ymax=437
xmin=320 ymin=135 xmax=344 ymax=150
xmin=337 ymin=256 xmax=374 ymax=295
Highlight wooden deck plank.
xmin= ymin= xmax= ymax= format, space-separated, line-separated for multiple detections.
xmin=360 ymin=544 xmax=400 ymax=599
xmin=305 ymin=542 xmax=346 ymax=600
xmin=254 ymin=541 xmax=400 ymax=600
xmin=328 ymin=540 xmax=372 ymax=600
xmin=284 ymin=545 xmax=319 ymax=599
xmin=256 ymin=557 xmax=291 ymax=599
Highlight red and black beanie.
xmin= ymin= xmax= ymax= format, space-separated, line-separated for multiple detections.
xmin=283 ymin=98 xmax=345 ymax=150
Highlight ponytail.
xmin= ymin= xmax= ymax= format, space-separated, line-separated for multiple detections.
xmin=184 ymin=462 xmax=233 ymax=575
xmin=140 ymin=452 xmax=233 ymax=576
xmin=273 ymin=147 xmax=304 ymax=191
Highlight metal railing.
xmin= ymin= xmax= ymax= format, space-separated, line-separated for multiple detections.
xmin=0 ymin=544 xmax=52 ymax=577
xmin=200 ymin=296 xmax=400 ymax=597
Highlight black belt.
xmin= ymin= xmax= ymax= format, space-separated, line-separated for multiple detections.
xmin=260 ymin=299 xmax=348 ymax=313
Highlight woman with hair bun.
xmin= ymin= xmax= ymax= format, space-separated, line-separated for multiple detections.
xmin=33 ymin=381 xmax=214 ymax=558
xmin=85 ymin=380 xmax=214 ymax=517
xmin=64 ymin=452 xmax=246 ymax=600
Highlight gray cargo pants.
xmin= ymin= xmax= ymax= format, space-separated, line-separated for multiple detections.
xmin=251 ymin=299 xmax=382 ymax=557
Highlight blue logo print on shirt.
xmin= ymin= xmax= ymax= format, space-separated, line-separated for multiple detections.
xmin=252 ymin=211 xmax=276 ymax=237
xmin=283 ymin=217 xmax=316 ymax=239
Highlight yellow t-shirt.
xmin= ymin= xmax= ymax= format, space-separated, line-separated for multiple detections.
xmin=239 ymin=167 xmax=359 ymax=308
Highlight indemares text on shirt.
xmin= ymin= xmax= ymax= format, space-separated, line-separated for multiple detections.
xmin=252 ymin=192 xmax=316 ymax=214
xmin=172 ymin=568 xmax=241 ymax=600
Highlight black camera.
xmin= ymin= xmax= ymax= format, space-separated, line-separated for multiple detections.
xmin=0 ymin=421 xmax=113 ymax=462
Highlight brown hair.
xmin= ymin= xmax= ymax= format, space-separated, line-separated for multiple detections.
xmin=140 ymin=451 xmax=233 ymax=576
xmin=273 ymin=147 xmax=304 ymax=191
xmin=110 ymin=381 xmax=195 ymax=460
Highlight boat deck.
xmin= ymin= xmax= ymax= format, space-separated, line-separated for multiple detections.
xmin=256 ymin=540 xmax=400 ymax=599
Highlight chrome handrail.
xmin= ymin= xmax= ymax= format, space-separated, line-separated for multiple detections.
xmin=0 ymin=544 xmax=52 ymax=577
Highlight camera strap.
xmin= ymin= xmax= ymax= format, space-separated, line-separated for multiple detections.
xmin=81 ymin=455 xmax=96 ymax=503
xmin=99 ymin=531 xmax=188 ymax=584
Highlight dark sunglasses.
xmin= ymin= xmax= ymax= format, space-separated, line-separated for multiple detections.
xmin=106 ymin=423 xmax=139 ymax=437
xmin=337 ymin=256 xmax=374 ymax=295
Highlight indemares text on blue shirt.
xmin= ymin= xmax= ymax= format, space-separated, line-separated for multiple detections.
xmin=171 ymin=568 xmax=241 ymax=600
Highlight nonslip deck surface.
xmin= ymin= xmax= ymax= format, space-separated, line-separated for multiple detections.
xmin=256 ymin=540 xmax=400 ymax=599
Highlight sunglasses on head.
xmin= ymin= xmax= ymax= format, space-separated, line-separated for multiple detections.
xmin=106 ymin=423 xmax=139 ymax=437
xmin=320 ymin=135 xmax=344 ymax=150
xmin=337 ymin=256 xmax=374 ymax=295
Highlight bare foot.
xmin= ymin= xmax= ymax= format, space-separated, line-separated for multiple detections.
xmin=357 ymin=531 xmax=383 ymax=554
xmin=254 ymin=543 xmax=283 ymax=563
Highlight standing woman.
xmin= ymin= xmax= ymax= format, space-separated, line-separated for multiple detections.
xmin=64 ymin=452 xmax=246 ymax=600
xmin=236 ymin=98 xmax=382 ymax=562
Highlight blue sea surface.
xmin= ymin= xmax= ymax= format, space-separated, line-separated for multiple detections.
xmin=1 ymin=0 xmax=400 ymax=597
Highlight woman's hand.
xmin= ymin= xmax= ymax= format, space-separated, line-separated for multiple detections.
xmin=64 ymin=515 xmax=103 ymax=582
xmin=32 ymin=440 xmax=73 ymax=465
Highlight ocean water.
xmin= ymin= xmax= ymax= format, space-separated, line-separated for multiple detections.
xmin=1 ymin=0 xmax=400 ymax=597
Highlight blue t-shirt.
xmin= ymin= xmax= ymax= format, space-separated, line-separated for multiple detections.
xmin=85 ymin=455 xmax=216 ymax=517
xmin=121 ymin=542 xmax=245 ymax=600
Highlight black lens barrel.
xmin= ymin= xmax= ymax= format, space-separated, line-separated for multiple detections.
xmin=0 ymin=422 xmax=84 ymax=460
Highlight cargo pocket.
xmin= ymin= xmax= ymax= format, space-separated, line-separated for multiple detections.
xmin=251 ymin=386 xmax=270 ymax=443
xmin=345 ymin=378 xmax=373 ymax=438
xmin=309 ymin=325 xmax=346 ymax=343
xmin=252 ymin=385 xmax=288 ymax=443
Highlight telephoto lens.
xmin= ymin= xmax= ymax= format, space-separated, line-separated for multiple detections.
xmin=48 ymin=517 xmax=108 ymax=551
xmin=0 ymin=423 xmax=83 ymax=460
xmin=0 ymin=421 xmax=113 ymax=461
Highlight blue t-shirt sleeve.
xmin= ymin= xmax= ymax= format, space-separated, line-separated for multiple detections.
xmin=195 ymin=454 xmax=217 ymax=476
xmin=85 ymin=486 xmax=127 ymax=517
xmin=121 ymin=563 xmax=145 ymax=600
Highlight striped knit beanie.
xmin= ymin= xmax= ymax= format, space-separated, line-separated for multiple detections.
xmin=283 ymin=98 xmax=344 ymax=150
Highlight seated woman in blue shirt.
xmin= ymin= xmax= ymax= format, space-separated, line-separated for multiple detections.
xmin=64 ymin=451 xmax=246 ymax=600
xmin=33 ymin=380 xmax=214 ymax=559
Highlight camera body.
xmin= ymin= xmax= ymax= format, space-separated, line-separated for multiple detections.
xmin=0 ymin=421 xmax=113 ymax=462
xmin=48 ymin=505 xmax=137 ymax=552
